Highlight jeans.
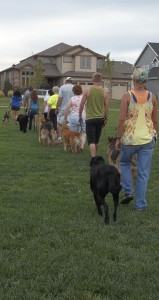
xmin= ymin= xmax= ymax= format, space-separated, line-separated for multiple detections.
xmin=120 ymin=139 xmax=155 ymax=209
xmin=29 ymin=110 xmax=38 ymax=130
xmin=70 ymin=115 xmax=86 ymax=132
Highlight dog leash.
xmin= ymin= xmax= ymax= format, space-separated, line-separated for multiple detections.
xmin=79 ymin=121 xmax=85 ymax=133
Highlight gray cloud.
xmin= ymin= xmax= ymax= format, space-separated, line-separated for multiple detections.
xmin=0 ymin=0 xmax=159 ymax=70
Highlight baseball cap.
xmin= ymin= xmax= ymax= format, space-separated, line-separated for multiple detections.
xmin=132 ymin=67 xmax=148 ymax=83
xmin=65 ymin=77 xmax=73 ymax=81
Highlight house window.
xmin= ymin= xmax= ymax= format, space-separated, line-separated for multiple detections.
xmin=43 ymin=57 xmax=51 ymax=63
xmin=21 ymin=71 xmax=34 ymax=86
xmin=80 ymin=56 xmax=91 ymax=69
xmin=97 ymin=59 xmax=104 ymax=68
xmin=63 ymin=55 xmax=73 ymax=63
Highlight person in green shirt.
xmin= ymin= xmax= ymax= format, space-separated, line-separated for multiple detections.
xmin=79 ymin=72 xmax=109 ymax=157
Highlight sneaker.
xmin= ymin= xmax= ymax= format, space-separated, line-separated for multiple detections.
xmin=120 ymin=193 xmax=134 ymax=204
xmin=135 ymin=207 xmax=146 ymax=211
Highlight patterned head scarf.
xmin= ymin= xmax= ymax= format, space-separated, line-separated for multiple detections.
xmin=132 ymin=67 xmax=148 ymax=83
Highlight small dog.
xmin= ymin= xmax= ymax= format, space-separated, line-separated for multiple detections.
xmin=107 ymin=137 xmax=137 ymax=177
xmin=39 ymin=121 xmax=57 ymax=146
xmin=61 ymin=126 xmax=86 ymax=154
xmin=90 ymin=155 xmax=122 ymax=224
xmin=2 ymin=111 xmax=10 ymax=124
xmin=17 ymin=114 xmax=28 ymax=133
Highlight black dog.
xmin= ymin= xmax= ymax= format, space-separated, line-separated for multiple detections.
xmin=17 ymin=114 xmax=28 ymax=133
xmin=90 ymin=155 xmax=122 ymax=225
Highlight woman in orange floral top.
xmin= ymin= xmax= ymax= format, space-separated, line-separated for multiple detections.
xmin=116 ymin=67 xmax=158 ymax=210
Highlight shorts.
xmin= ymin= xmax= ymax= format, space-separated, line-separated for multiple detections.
xmin=86 ymin=118 xmax=103 ymax=145
xmin=11 ymin=106 xmax=20 ymax=111
xmin=57 ymin=110 xmax=65 ymax=125
xmin=57 ymin=110 xmax=70 ymax=125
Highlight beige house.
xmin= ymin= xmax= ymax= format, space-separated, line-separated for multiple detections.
xmin=0 ymin=42 xmax=133 ymax=99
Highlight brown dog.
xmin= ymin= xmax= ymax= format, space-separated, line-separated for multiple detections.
xmin=39 ymin=121 xmax=57 ymax=146
xmin=107 ymin=137 xmax=137 ymax=177
xmin=61 ymin=126 xmax=86 ymax=153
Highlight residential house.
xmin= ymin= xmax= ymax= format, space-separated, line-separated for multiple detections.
xmin=0 ymin=42 xmax=133 ymax=99
xmin=134 ymin=42 xmax=159 ymax=99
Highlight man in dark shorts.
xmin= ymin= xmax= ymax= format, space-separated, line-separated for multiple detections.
xmin=79 ymin=72 xmax=109 ymax=157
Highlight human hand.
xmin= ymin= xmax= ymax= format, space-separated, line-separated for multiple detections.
xmin=79 ymin=117 xmax=83 ymax=124
xmin=115 ymin=138 xmax=121 ymax=150
xmin=103 ymin=116 xmax=108 ymax=127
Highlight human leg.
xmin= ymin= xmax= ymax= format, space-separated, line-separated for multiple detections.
xmin=89 ymin=144 xmax=97 ymax=157
xmin=44 ymin=112 xmax=47 ymax=120
xmin=86 ymin=119 xmax=103 ymax=157
xmin=52 ymin=110 xmax=57 ymax=132
xmin=29 ymin=111 xmax=34 ymax=130
xmin=15 ymin=109 xmax=20 ymax=122
xmin=120 ymin=145 xmax=136 ymax=203
xmin=135 ymin=140 xmax=155 ymax=209
xmin=57 ymin=110 xmax=65 ymax=141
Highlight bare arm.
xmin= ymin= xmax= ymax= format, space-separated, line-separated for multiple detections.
xmin=79 ymin=88 xmax=89 ymax=120
xmin=116 ymin=92 xmax=130 ymax=138
xmin=104 ymin=91 xmax=109 ymax=117
xmin=152 ymin=94 xmax=158 ymax=132
xmin=48 ymin=104 xmax=51 ymax=116
xmin=64 ymin=99 xmax=72 ymax=121
xmin=56 ymin=96 xmax=62 ymax=110
xmin=43 ymin=100 xmax=47 ymax=112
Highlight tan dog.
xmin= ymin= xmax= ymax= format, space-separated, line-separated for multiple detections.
xmin=39 ymin=121 xmax=57 ymax=146
xmin=35 ymin=115 xmax=45 ymax=132
xmin=107 ymin=137 xmax=137 ymax=177
xmin=61 ymin=126 xmax=86 ymax=153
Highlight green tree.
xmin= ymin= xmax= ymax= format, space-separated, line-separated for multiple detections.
xmin=101 ymin=52 xmax=114 ymax=97
xmin=30 ymin=59 xmax=45 ymax=89
xmin=3 ymin=80 xmax=13 ymax=96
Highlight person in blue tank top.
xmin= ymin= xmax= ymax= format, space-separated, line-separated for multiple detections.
xmin=28 ymin=89 xmax=39 ymax=130
xmin=10 ymin=89 xmax=22 ymax=124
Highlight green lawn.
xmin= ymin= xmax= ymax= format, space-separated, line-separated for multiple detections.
xmin=0 ymin=98 xmax=159 ymax=300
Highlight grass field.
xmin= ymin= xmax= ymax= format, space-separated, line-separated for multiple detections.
xmin=0 ymin=98 xmax=159 ymax=300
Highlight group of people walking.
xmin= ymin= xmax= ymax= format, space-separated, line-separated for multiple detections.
xmin=9 ymin=69 xmax=158 ymax=212
xmin=10 ymin=86 xmax=39 ymax=130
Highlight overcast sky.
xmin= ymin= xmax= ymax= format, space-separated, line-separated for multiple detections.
xmin=0 ymin=0 xmax=159 ymax=71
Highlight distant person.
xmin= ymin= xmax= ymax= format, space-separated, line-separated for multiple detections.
xmin=115 ymin=67 xmax=158 ymax=210
xmin=48 ymin=86 xmax=59 ymax=134
xmin=64 ymin=84 xmax=86 ymax=132
xmin=43 ymin=89 xmax=53 ymax=120
xmin=79 ymin=72 xmax=109 ymax=157
xmin=56 ymin=77 xmax=74 ymax=142
xmin=28 ymin=89 xmax=39 ymax=130
xmin=10 ymin=89 xmax=22 ymax=124
xmin=23 ymin=86 xmax=33 ymax=111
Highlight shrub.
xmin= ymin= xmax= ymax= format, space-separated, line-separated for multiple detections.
xmin=7 ymin=90 xmax=13 ymax=97
xmin=3 ymin=80 xmax=13 ymax=96
xmin=0 ymin=90 xmax=5 ymax=97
